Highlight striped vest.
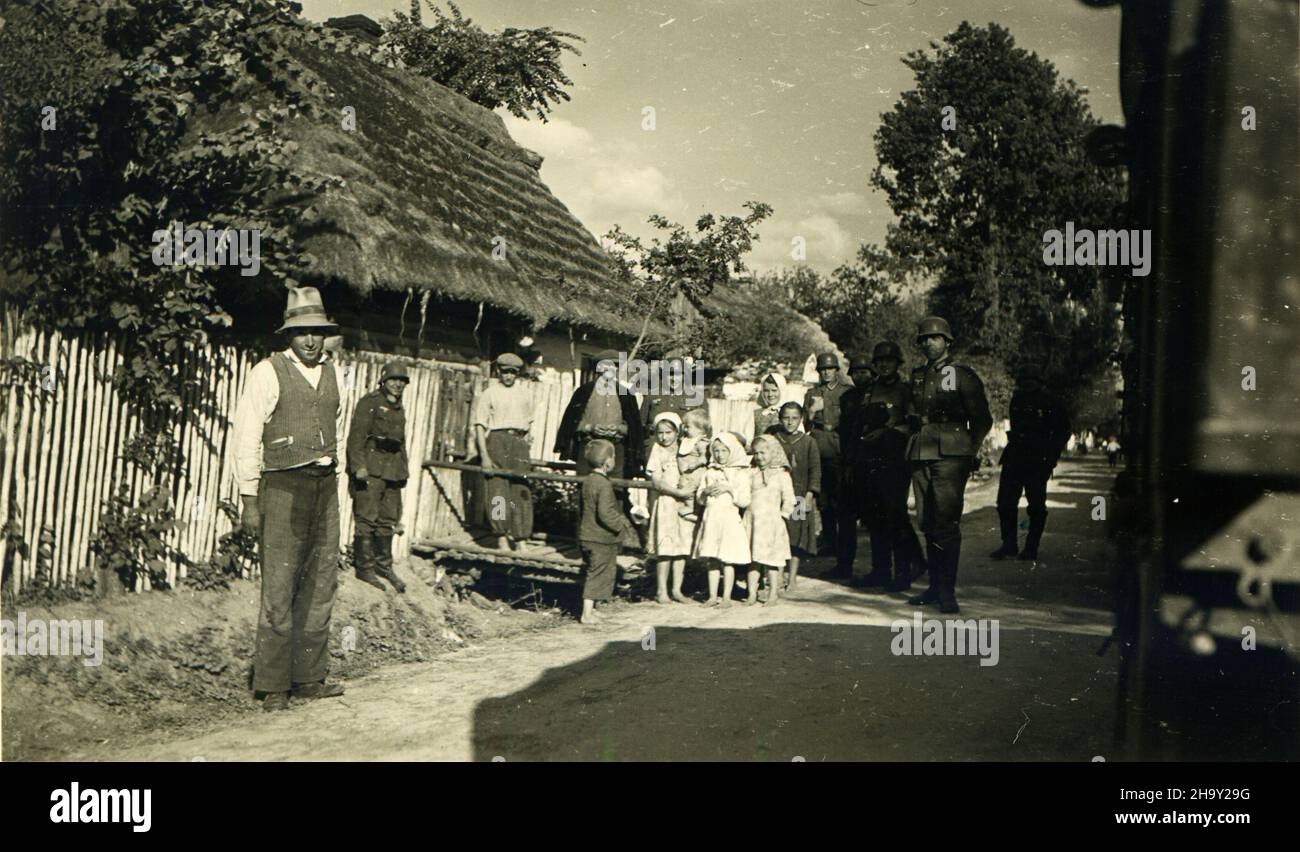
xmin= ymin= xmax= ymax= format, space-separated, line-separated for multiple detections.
xmin=261 ymin=352 xmax=339 ymax=471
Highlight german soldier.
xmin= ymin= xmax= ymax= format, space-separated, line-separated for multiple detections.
xmin=804 ymin=352 xmax=854 ymax=576
xmin=905 ymin=317 xmax=992 ymax=614
xmin=859 ymin=341 xmax=927 ymax=591
xmin=347 ymin=361 xmax=412 ymax=593
xmin=837 ymin=355 xmax=875 ymax=585
xmin=990 ymin=364 xmax=1071 ymax=562
xmin=232 ymin=287 xmax=347 ymax=711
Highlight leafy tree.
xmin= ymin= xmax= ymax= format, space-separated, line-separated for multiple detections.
xmin=870 ymin=21 xmax=1125 ymax=390
xmin=0 ymin=0 xmax=354 ymax=588
xmin=383 ymin=0 xmax=583 ymax=121
xmin=780 ymin=242 xmax=926 ymax=359
xmin=602 ymin=202 xmax=777 ymax=363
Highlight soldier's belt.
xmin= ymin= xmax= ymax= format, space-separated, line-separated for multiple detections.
xmin=919 ymin=416 xmax=964 ymax=426
xmin=369 ymin=436 xmax=404 ymax=452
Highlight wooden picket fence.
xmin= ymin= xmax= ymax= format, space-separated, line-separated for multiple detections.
xmin=0 ymin=307 xmax=770 ymax=594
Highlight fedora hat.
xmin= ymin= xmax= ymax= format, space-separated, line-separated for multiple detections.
xmin=277 ymin=287 xmax=338 ymax=333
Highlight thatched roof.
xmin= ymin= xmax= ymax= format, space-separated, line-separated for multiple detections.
xmin=281 ymin=38 xmax=647 ymax=337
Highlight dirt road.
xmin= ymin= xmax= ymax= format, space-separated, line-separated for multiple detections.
xmin=83 ymin=457 xmax=1119 ymax=762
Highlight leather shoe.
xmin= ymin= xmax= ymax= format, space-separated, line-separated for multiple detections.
xmin=939 ymin=598 xmax=960 ymax=614
xmin=291 ymin=681 xmax=345 ymax=700
xmin=262 ymin=692 xmax=290 ymax=712
xmin=908 ymin=588 xmax=940 ymax=606
xmin=989 ymin=543 xmax=1018 ymax=559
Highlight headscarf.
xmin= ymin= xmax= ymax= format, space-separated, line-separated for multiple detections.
xmin=751 ymin=434 xmax=790 ymax=470
xmin=652 ymin=411 xmax=683 ymax=433
xmin=756 ymin=372 xmax=789 ymax=415
xmin=710 ymin=431 xmax=750 ymax=470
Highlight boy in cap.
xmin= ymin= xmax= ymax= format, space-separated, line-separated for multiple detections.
xmin=347 ymin=360 xmax=412 ymax=592
xmin=472 ymin=353 xmax=535 ymax=549
xmin=232 ymin=287 xmax=347 ymax=711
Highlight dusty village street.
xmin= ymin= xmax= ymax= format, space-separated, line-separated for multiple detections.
xmin=75 ymin=457 xmax=1119 ymax=762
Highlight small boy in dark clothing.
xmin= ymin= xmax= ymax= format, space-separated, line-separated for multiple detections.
xmin=578 ymin=439 xmax=639 ymax=624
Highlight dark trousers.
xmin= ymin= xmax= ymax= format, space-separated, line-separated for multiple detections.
xmin=485 ymin=431 xmax=533 ymax=540
xmin=997 ymin=460 xmax=1050 ymax=550
xmin=863 ymin=461 xmax=924 ymax=580
xmin=351 ymin=476 xmax=404 ymax=534
xmin=581 ymin=541 xmax=619 ymax=601
xmin=254 ymin=466 xmax=339 ymax=693
xmin=911 ymin=456 xmax=972 ymax=601
xmin=821 ymin=456 xmax=858 ymax=571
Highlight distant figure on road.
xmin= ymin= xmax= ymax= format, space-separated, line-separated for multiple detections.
xmin=1106 ymin=436 xmax=1121 ymax=469
xmin=989 ymin=364 xmax=1071 ymax=563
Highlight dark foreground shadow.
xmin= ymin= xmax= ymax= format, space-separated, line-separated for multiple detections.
xmin=472 ymin=622 xmax=1117 ymax=762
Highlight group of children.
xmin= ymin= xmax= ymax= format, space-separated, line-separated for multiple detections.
xmin=577 ymin=402 xmax=823 ymax=622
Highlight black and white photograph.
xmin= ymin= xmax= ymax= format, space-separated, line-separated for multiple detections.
xmin=0 ymin=0 xmax=1296 ymax=813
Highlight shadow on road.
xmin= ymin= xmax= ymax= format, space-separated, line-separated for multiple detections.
xmin=472 ymin=622 xmax=1116 ymax=761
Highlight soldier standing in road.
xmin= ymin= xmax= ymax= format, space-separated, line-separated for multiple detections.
xmin=347 ymin=361 xmax=412 ymax=593
xmin=804 ymin=352 xmax=854 ymax=576
xmin=473 ymin=353 xmax=535 ymax=550
xmin=837 ymin=355 xmax=875 ymax=584
xmin=859 ymin=342 xmax=927 ymax=591
xmin=990 ymin=364 xmax=1071 ymax=562
xmin=232 ymin=287 xmax=347 ymax=712
xmin=905 ymin=317 xmax=992 ymax=614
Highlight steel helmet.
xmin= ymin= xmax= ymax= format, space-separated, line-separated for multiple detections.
xmin=872 ymin=341 xmax=903 ymax=362
xmin=381 ymin=361 xmax=411 ymax=382
xmin=815 ymin=352 xmax=840 ymax=370
xmin=915 ymin=316 xmax=954 ymax=342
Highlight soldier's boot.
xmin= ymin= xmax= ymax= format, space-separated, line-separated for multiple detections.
xmin=990 ymin=509 xmax=1018 ymax=559
xmin=939 ymin=541 xmax=961 ymax=614
xmin=907 ymin=540 xmax=942 ymax=606
xmin=371 ymin=531 xmax=406 ymax=593
xmin=352 ymin=533 xmax=386 ymax=591
xmin=885 ymin=533 xmax=914 ymax=592
xmin=858 ymin=532 xmax=892 ymax=587
xmin=1019 ymin=513 xmax=1046 ymax=561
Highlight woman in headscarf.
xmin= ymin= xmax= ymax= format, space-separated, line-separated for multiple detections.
xmin=644 ymin=411 xmax=694 ymax=603
xmin=751 ymin=372 xmax=788 ymax=446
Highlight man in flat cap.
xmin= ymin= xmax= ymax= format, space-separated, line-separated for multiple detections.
xmin=804 ymin=351 xmax=854 ymax=576
xmin=473 ymin=353 xmax=535 ymax=549
xmin=232 ymin=286 xmax=347 ymax=711
xmin=347 ymin=360 xmax=412 ymax=592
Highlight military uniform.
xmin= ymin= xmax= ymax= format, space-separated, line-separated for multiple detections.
xmin=859 ymin=371 xmax=926 ymax=589
xmin=994 ymin=377 xmax=1070 ymax=560
xmin=347 ymin=362 xmax=411 ymax=592
xmin=805 ymin=359 xmax=855 ymax=573
xmin=906 ymin=327 xmax=992 ymax=612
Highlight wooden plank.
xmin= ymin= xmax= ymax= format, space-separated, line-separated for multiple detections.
xmin=424 ymin=459 xmax=651 ymax=489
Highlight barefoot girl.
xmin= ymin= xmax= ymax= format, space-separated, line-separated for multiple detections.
xmin=745 ymin=434 xmax=796 ymax=605
xmin=692 ymin=431 xmax=751 ymax=606
xmin=645 ymin=412 xmax=695 ymax=603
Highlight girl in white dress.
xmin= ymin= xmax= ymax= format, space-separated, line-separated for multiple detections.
xmin=644 ymin=412 xmax=695 ymax=603
xmin=744 ymin=434 xmax=796 ymax=606
xmin=692 ymin=431 xmax=752 ymax=607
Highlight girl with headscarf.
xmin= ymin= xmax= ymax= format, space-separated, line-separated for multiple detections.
xmin=692 ymin=431 xmax=752 ymax=606
xmin=751 ymin=372 xmax=788 ymax=445
xmin=644 ymin=411 xmax=694 ymax=603
xmin=745 ymin=434 xmax=797 ymax=606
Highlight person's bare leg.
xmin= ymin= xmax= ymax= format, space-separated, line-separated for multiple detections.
xmin=786 ymin=556 xmax=801 ymax=591
xmin=705 ymin=567 xmax=721 ymax=605
xmin=581 ymin=598 xmax=600 ymax=624
xmin=746 ymin=567 xmax=760 ymax=604
xmin=670 ymin=558 xmax=689 ymax=602
xmin=721 ymin=565 xmax=735 ymax=607
xmin=765 ymin=568 xmax=781 ymax=605
xmin=655 ymin=558 xmax=670 ymax=604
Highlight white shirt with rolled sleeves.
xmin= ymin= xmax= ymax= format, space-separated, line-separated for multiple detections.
xmin=231 ymin=349 xmax=344 ymax=497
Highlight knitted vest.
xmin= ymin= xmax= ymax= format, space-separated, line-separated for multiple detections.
xmin=262 ymin=352 xmax=339 ymax=471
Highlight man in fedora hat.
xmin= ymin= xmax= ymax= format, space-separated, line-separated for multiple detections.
xmin=232 ymin=286 xmax=347 ymax=711
xmin=473 ymin=352 xmax=536 ymax=549
xmin=804 ymin=351 xmax=854 ymax=575
xmin=905 ymin=316 xmax=992 ymax=614
xmin=348 ymin=360 xmax=412 ymax=592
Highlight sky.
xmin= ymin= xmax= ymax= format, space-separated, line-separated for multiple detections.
xmin=299 ymin=0 xmax=1123 ymax=275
